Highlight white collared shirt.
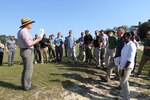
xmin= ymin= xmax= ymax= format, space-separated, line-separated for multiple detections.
xmin=119 ymin=41 xmax=136 ymax=70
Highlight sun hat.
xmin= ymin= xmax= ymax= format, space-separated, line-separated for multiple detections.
xmin=20 ymin=17 xmax=35 ymax=28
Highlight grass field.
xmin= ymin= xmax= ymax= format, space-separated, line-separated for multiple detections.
xmin=0 ymin=48 xmax=149 ymax=100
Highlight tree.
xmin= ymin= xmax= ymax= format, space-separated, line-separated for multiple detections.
xmin=138 ymin=21 xmax=150 ymax=40
xmin=0 ymin=35 xmax=7 ymax=44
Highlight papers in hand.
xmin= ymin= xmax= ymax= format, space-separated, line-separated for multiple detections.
xmin=40 ymin=29 xmax=44 ymax=37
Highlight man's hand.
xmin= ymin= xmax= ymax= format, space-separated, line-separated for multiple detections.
xmin=123 ymin=67 xmax=130 ymax=76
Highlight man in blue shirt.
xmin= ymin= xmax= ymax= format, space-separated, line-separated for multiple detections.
xmin=54 ymin=32 xmax=63 ymax=63
xmin=66 ymin=30 xmax=77 ymax=63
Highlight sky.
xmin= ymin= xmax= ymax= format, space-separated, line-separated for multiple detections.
xmin=0 ymin=0 xmax=150 ymax=39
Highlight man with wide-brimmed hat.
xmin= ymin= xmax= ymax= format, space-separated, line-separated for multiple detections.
xmin=17 ymin=17 xmax=42 ymax=91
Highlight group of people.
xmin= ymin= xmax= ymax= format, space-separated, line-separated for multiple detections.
xmin=0 ymin=17 xmax=149 ymax=100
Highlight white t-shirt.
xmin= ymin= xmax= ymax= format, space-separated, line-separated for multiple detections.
xmin=119 ymin=41 xmax=136 ymax=70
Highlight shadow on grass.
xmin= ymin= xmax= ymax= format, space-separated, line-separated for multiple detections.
xmin=53 ymin=61 xmax=88 ymax=68
xmin=129 ymin=80 xmax=150 ymax=89
xmin=130 ymin=90 xmax=150 ymax=99
xmin=62 ymin=80 xmax=115 ymax=100
xmin=50 ymin=72 xmax=150 ymax=99
xmin=50 ymin=73 xmax=118 ymax=99
xmin=50 ymin=73 xmax=100 ymax=84
xmin=0 ymin=81 xmax=22 ymax=90
xmin=59 ymin=67 xmax=102 ymax=76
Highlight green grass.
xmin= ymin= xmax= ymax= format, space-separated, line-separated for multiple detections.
xmin=0 ymin=48 xmax=149 ymax=100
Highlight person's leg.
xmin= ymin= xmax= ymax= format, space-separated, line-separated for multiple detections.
xmin=65 ymin=48 xmax=67 ymax=57
xmin=120 ymin=68 xmax=132 ymax=100
xmin=94 ymin=47 xmax=97 ymax=64
xmin=132 ymin=52 xmax=137 ymax=73
xmin=55 ymin=47 xmax=59 ymax=62
xmin=20 ymin=49 xmax=34 ymax=90
xmin=8 ymin=51 xmax=12 ymax=66
xmin=11 ymin=50 xmax=15 ymax=65
xmin=85 ymin=45 xmax=88 ymax=62
xmin=79 ymin=47 xmax=82 ymax=60
xmin=88 ymin=48 xmax=92 ymax=63
xmin=48 ymin=47 xmax=52 ymax=59
xmin=94 ymin=47 xmax=99 ymax=67
xmin=37 ymin=49 xmax=41 ymax=62
xmin=106 ymin=62 xmax=115 ymax=80
xmin=59 ymin=46 xmax=63 ymax=62
xmin=137 ymin=55 xmax=148 ymax=75
xmin=100 ymin=47 xmax=105 ymax=66
xmin=44 ymin=47 xmax=49 ymax=63
xmin=114 ymin=65 xmax=120 ymax=79
xmin=110 ymin=49 xmax=116 ymax=63
xmin=67 ymin=48 xmax=71 ymax=62
xmin=105 ymin=48 xmax=110 ymax=68
xmin=40 ymin=48 xmax=44 ymax=63
xmin=34 ymin=49 xmax=38 ymax=63
xmin=73 ymin=48 xmax=77 ymax=62
xmin=52 ymin=48 xmax=56 ymax=58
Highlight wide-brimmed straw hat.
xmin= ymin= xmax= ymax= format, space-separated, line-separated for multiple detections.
xmin=20 ymin=17 xmax=35 ymax=28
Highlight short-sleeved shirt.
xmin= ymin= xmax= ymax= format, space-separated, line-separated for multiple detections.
xmin=84 ymin=34 xmax=93 ymax=45
xmin=66 ymin=36 xmax=75 ymax=49
xmin=108 ymin=35 xmax=118 ymax=49
xmin=100 ymin=34 xmax=108 ymax=48
xmin=143 ymin=39 xmax=150 ymax=56
xmin=119 ymin=41 xmax=136 ymax=70
xmin=6 ymin=39 xmax=16 ymax=51
xmin=54 ymin=37 xmax=63 ymax=47
xmin=17 ymin=28 xmax=33 ymax=49
xmin=39 ymin=38 xmax=49 ymax=48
